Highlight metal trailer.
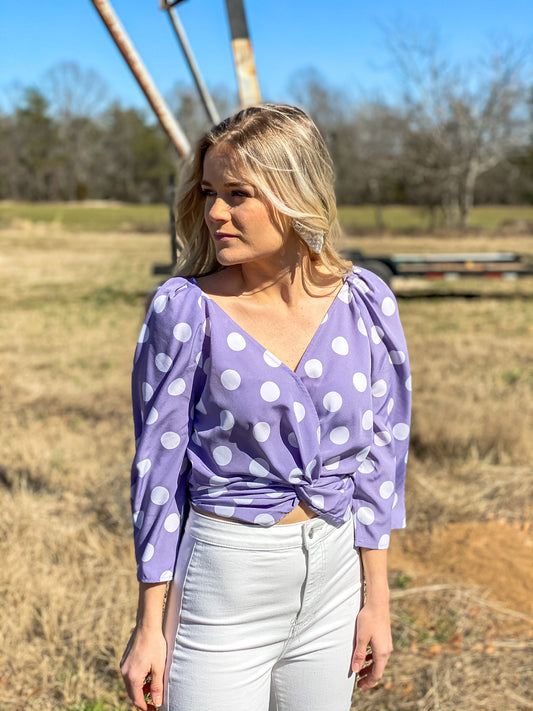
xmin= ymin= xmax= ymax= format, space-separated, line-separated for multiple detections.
xmin=342 ymin=250 xmax=533 ymax=286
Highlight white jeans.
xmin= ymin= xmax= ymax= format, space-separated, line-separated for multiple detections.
xmin=162 ymin=508 xmax=363 ymax=711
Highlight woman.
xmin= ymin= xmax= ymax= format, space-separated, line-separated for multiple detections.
xmin=121 ymin=104 xmax=411 ymax=711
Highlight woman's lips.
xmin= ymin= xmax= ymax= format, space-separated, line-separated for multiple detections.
xmin=214 ymin=232 xmax=238 ymax=241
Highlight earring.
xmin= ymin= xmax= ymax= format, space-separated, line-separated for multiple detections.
xmin=293 ymin=220 xmax=324 ymax=254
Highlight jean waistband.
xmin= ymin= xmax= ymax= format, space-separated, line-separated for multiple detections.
xmin=185 ymin=507 xmax=347 ymax=550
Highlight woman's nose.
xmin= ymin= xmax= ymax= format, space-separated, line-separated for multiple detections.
xmin=208 ymin=197 xmax=230 ymax=222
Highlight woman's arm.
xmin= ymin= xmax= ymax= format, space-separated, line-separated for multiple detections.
xmin=121 ymin=582 xmax=168 ymax=710
xmin=351 ymin=548 xmax=393 ymax=691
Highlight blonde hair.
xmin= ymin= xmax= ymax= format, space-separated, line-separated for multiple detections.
xmin=173 ymin=104 xmax=351 ymax=278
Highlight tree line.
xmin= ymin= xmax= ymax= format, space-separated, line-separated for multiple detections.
xmin=1 ymin=31 xmax=532 ymax=229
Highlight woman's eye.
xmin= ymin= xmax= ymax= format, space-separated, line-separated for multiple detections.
xmin=201 ymin=188 xmax=215 ymax=197
xmin=232 ymin=190 xmax=251 ymax=198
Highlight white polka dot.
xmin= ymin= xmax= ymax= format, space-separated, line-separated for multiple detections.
xmin=288 ymin=432 xmax=298 ymax=447
xmin=145 ymin=407 xmax=158 ymax=425
xmin=207 ymin=487 xmax=227 ymax=498
xmin=153 ymin=294 xmax=167 ymax=313
xmin=362 ymin=410 xmax=373 ymax=431
xmin=317 ymin=425 xmax=321 ymax=443
xmin=337 ymin=284 xmax=353 ymax=303
xmin=330 ymin=426 xmax=349 ymax=445
xmin=160 ymin=570 xmax=173 ymax=582
xmin=263 ymin=350 xmax=282 ymax=367
xmin=393 ymin=423 xmax=410 ymax=440
xmin=155 ymin=353 xmax=172 ymax=372
xmin=142 ymin=382 xmax=153 ymax=402
xmin=253 ymin=422 xmax=271 ymax=442
xmin=136 ymin=459 xmax=151 ymax=478
xmin=260 ymin=381 xmax=280 ymax=402
xmin=195 ymin=352 xmax=202 ymax=366
xmin=255 ymin=513 xmax=275 ymax=526
xmin=248 ymin=478 xmax=270 ymax=490
xmin=221 ymin=369 xmax=241 ymax=390
xmin=293 ymin=402 xmax=306 ymax=422
xmin=353 ymin=372 xmax=367 ymax=392
xmin=133 ymin=510 xmax=144 ymax=528
xmin=405 ymin=375 xmax=412 ymax=391
xmin=378 ymin=534 xmax=390 ymax=549
xmin=210 ymin=474 xmax=230 ymax=486
xmin=357 ymin=507 xmax=375 ymax=525
xmin=138 ymin=324 xmax=149 ymax=343
xmin=168 ymin=378 xmax=186 ymax=396
xmin=353 ymin=276 xmax=370 ymax=294
xmin=371 ymin=379 xmax=387 ymax=398
xmin=344 ymin=506 xmax=353 ymax=522
xmin=204 ymin=318 xmax=211 ymax=336
xmin=404 ymin=451 xmax=409 ymax=464
xmin=323 ymin=391 xmax=343 ymax=413
xmin=321 ymin=312 xmax=329 ymax=324
xmin=234 ymin=497 xmax=253 ymax=504
xmin=382 ymin=296 xmax=396 ymax=316
xmin=214 ymin=505 xmax=236 ymax=517
xmin=332 ymin=336 xmax=349 ymax=355
xmin=393 ymin=493 xmax=399 ymax=509
xmin=311 ymin=494 xmax=325 ymax=509
xmin=249 ymin=458 xmax=270 ymax=477
xmin=195 ymin=398 xmax=207 ymax=415
xmin=374 ymin=431 xmax=392 ymax=446
xmin=220 ymin=410 xmax=235 ymax=430
xmin=379 ymin=481 xmax=394 ymax=499
xmin=357 ymin=318 xmax=368 ymax=336
xmin=173 ymin=322 xmax=192 ymax=342
xmin=227 ymin=332 xmax=246 ymax=351
xmin=358 ymin=459 xmax=375 ymax=474
xmin=289 ymin=467 xmax=304 ymax=483
xmin=305 ymin=459 xmax=317 ymax=479
xmin=371 ymin=326 xmax=384 ymax=344
xmin=213 ymin=446 xmax=232 ymax=466
xmin=151 ymin=486 xmax=170 ymax=505
xmin=324 ymin=456 xmax=340 ymax=471
xmin=164 ymin=513 xmax=180 ymax=532
xmin=387 ymin=398 xmax=394 ymax=415
xmin=389 ymin=350 xmax=406 ymax=364
xmin=191 ymin=430 xmax=201 ymax=446
xmin=304 ymin=359 xmax=323 ymax=378
xmin=356 ymin=445 xmax=371 ymax=462
xmin=266 ymin=491 xmax=284 ymax=498
xmin=161 ymin=431 xmax=181 ymax=449
xmin=141 ymin=543 xmax=154 ymax=562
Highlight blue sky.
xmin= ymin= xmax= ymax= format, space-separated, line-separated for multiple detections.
xmin=1 ymin=0 xmax=532 ymax=114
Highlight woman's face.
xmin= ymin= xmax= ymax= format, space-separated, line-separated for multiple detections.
xmin=201 ymin=144 xmax=291 ymax=268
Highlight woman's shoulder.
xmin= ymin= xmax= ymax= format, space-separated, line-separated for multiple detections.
xmin=345 ymin=265 xmax=398 ymax=308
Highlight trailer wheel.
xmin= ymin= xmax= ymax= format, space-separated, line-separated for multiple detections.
xmin=360 ymin=260 xmax=394 ymax=286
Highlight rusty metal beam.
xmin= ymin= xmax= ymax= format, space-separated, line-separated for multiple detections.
xmin=224 ymin=0 xmax=261 ymax=108
xmin=160 ymin=0 xmax=220 ymax=125
xmin=90 ymin=0 xmax=191 ymax=157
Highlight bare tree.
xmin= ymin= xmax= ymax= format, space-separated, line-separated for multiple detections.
xmin=387 ymin=26 xmax=531 ymax=228
xmin=41 ymin=61 xmax=109 ymax=119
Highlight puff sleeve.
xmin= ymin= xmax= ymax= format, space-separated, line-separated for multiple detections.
xmin=130 ymin=278 xmax=206 ymax=582
xmin=351 ymin=268 xmax=411 ymax=549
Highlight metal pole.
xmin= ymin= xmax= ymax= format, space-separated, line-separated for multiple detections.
xmin=90 ymin=0 xmax=191 ymax=158
xmin=160 ymin=1 xmax=220 ymax=126
xmin=224 ymin=0 xmax=261 ymax=108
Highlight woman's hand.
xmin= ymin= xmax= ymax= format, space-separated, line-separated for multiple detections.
xmin=120 ymin=625 xmax=167 ymax=710
xmin=352 ymin=547 xmax=393 ymax=691
xmin=351 ymin=599 xmax=393 ymax=691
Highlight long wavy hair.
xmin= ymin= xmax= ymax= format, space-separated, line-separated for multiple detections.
xmin=173 ymin=104 xmax=351 ymax=278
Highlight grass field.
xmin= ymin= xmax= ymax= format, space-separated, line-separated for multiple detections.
xmin=2 ymin=200 xmax=533 ymax=235
xmin=0 ymin=212 xmax=532 ymax=711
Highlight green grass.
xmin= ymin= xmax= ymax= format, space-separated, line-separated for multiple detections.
xmin=2 ymin=201 xmax=532 ymax=234
xmin=0 ymin=201 xmax=169 ymax=232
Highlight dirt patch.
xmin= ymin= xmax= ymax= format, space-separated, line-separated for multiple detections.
xmin=390 ymin=520 xmax=533 ymax=616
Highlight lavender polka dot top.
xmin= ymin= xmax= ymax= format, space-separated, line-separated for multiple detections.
xmin=131 ymin=267 xmax=411 ymax=583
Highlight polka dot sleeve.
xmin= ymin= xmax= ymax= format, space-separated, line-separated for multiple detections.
xmin=350 ymin=269 xmax=411 ymax=549
xmin=130 ymin=278 xmax=205 ymax=583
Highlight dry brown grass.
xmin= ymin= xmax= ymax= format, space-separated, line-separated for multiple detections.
xmin=0 ymin=223 xmax=532 ymax=711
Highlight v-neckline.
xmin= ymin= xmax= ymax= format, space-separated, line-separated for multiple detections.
xmin=190 ymin=275 xmax=349 ymax=375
